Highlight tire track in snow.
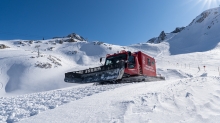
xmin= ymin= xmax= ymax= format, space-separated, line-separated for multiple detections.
xmin=0 ymin=83 xmax=128 ymax=122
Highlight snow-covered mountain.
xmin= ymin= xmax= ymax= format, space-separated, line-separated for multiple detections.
xmin=0 ymin=7 xmax=220 ymax=123
xmin=148 ymin=7 xmax=220 ymax=55
xmin=169 ymin=7 xmax=220 ymax=55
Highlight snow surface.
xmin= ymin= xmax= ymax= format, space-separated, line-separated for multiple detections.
xmin=0 ymin=7 xmax=220 ymax=123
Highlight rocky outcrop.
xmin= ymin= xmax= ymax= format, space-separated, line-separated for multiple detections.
xmin=67 ymin=33 xmax=86 ymax=41
xmin=147 ymin=31 xmax=167 ymax=43
xmin=171 ymin=27 xmax=185 ymax=33
xmin=158 ymin=31 xmax=166 ymax=42
xmin=53 ymin=33 xmax=87 ymax=42
xmin=0 ymin=44 xmax=10 ymax=49
xmin=147 ymin=37 xmax=157 ymax=43
xmin=196 ymin=11 xmax=210 ymax=23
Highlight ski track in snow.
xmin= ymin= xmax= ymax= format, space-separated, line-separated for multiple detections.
xmin=0 ymin=84 xmax=128 ymax=123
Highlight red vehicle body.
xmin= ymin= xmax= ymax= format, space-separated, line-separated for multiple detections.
xmin=105 ymin=50 xmax=157 ymax=77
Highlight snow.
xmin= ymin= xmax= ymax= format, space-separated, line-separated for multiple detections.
xmin=0 ymin=7 xmax=220 ymax=123
xmin=169 ymin=7 xmax=220 ymax=55
xmin=0 ymin=83 xmax=127 ymax=122
xmin=18 ymin=77 xmax=220 ymax=123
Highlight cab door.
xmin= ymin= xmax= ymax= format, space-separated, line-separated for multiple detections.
xmin=125 ymin=55 xmax=139 ymax=75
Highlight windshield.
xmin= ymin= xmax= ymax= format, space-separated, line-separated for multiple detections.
xmin=105 ymin=54 xmax=127 ymax=66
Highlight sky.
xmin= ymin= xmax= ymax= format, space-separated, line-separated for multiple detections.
xmin=0 ymin=0 xmax=220 ymax=45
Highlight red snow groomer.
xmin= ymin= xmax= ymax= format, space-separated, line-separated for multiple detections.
xmin=64 ymin=51 xmax=165 ymax=84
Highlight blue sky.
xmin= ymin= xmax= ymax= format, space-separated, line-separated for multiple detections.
xmin=0 ymin=0 xmax=220 ymax=45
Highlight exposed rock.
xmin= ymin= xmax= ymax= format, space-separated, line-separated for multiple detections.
xmin=35 ymin=62 xmax=52 ymax=69
xmin=189 ymin=19 xmax=195 ymax=26
xmin=93 ymin=41 xmax=104 ymax=45
xmin=147 ymin=37 xmax=157 ymax=43
xmin=34 ymin=41 xmax=42 ymax=43
xmin=47 ymin=55 xmax=62 ymax=66
xmin=147 ymin=31 xmax=166 ymax=44
xmin=55 ymin=40 xmax=64 ymax=44
xmin=67 ymin=33 xmax=86 ymax=41
xmin=29 ymin=40 xmax=33 ymax=44
xmin=14 ymin=41 xmax=24 ymax=45
xmin=171 ymin=27 xmax=185 ymax=33
xmin=65 ymin=38 xmax=76 ymax=42
xmin=0 ymin=44 xmax=10 ymax=49
xmin=47 ymin=47 xmax=55 ymax=51
xmin=67 ymin=51 xmax=77 ymax=55
xmin=158 ymin=31 xmax=166 ymax=41
xmin=196 ymin=11 xmax=210 ymax=23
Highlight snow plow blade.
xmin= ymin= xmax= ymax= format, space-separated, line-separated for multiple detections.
xmin=64 ymin=61 xmax=125 ymax=83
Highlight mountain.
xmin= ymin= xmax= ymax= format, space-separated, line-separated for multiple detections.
xmin=148 ymin=7 xmax=220 ymax=55
xmin=169 ymin=7 xmax=220 ymax=55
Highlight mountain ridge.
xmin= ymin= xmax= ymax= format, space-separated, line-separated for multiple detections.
xmin=147 ymin=6 xmax=220 ymax=55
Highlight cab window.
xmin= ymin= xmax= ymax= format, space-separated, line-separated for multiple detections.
xmin=128 ymin=56 xmax=135 ymax=68
xmin=147 ymin=58 xmax=151 ymax=66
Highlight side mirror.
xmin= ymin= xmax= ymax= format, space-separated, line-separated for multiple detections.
xmin=100 ymin=57 xmax=102 ymax=63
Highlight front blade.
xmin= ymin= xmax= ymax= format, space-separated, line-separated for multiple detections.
xmin=64 ymin=72 xmax=83 ymax=83
xmin=82 ymin=68 xmax=124 ymax=83
xmin=64 ymin=61 xmax=125 ymax=83
xmin=64 ymin=68 xmax=124 ymax=83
